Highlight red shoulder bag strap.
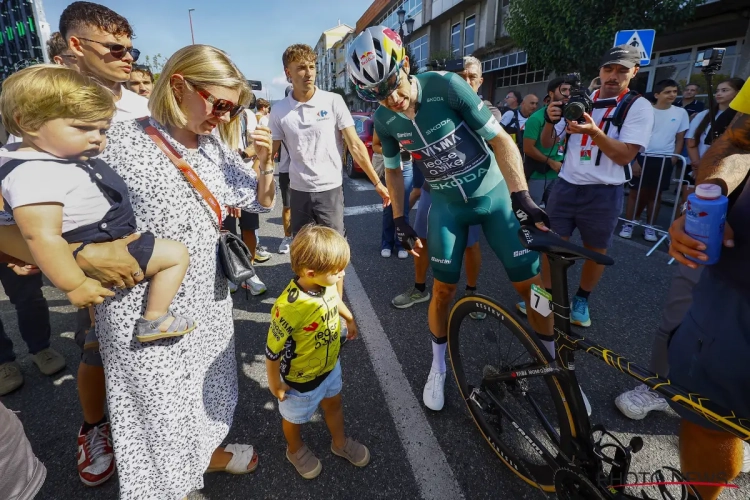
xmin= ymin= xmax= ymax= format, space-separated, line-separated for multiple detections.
xmin=137 ymin=117 xmax=223 ymax=228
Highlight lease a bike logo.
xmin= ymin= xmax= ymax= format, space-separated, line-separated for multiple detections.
xmin=360 ymin=51 xmax=375 ymax=65
xmin=411 ymin=122 xmax=489 ymax=185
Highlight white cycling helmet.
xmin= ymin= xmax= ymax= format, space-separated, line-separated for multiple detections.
xmin=347 ymin=26 xmax=406 ymax=101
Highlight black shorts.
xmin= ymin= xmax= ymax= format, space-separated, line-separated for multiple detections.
xmin=127 ymin=230 xmax=155 ymax=272
xmin=631 ymin=154 xmax=673 ymax=192
xmin=290 ymin=186 xmax=345 ymax=236
xmin=279 ymin=172 xmax=290 ymax=208
xmin=222 ymin=212 xmax=260 ymax=234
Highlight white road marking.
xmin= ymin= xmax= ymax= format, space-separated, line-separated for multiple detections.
xmin=346 ymin=178 xmax=376 ymax=191
xmin=344 ymin=264 xmax=464 ymax=500
xmin=344 ymin=203 xmax=383 ymax=216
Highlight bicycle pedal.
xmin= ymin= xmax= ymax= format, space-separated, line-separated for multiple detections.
xmin=468 ymin=385 xmax=496 ymax=413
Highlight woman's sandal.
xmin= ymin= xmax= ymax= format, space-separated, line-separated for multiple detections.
xmin=206 ymin=444 xmax=258 ymax=474
xmin=135 ymin=309 xmax=196 ymax=342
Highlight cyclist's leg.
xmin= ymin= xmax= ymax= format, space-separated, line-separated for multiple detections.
xmin=464 ymin=226 xmax=481 ymax=288
xmin=478 ymin=183 xmax=552 ymax=352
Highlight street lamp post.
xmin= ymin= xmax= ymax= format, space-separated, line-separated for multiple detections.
xmin=188 ymin=9 xmax=196 ymax=45
xmin=396 ymin=7 xmax=415 ymax=44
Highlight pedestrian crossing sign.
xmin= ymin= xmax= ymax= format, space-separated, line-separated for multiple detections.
xmin=614 ymin=29 xmax=655 ymax=66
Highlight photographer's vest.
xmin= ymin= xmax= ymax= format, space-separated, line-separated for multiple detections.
xmin=563 ymin=89 xmax=641 ymax=167
xmin=502 ymin=109 xmax=527 ymax=155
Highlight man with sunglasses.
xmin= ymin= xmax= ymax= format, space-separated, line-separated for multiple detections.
xmin=348 ymin=26 xmax=552 ymax=412
xmin=58 ymin=1 xmax=149 ymax=487
xmin=62 ymin=2 xmax=149 ymax=122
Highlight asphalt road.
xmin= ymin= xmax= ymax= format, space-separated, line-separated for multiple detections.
xmin=1 ymin=174 xmax=747 ymax=500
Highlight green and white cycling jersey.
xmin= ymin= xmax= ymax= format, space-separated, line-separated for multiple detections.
xmin=373 ymin=71 xmax=505 ymax=203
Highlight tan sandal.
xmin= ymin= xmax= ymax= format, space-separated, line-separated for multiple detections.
xmin=206 ymin=444 xmax=258 ymax=474
xmin=331 ymin=438 xmax=370 ymax=467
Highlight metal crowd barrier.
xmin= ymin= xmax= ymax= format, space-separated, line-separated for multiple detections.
xmin=618 ymin=154 xmax=687 ymax=261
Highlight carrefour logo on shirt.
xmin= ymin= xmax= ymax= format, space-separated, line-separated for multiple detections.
xmin=317 ymin=110 xmax=330 ymax=120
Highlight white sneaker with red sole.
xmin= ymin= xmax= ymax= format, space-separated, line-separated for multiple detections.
xmin=77 ymin=422 xmax=116 ymax=487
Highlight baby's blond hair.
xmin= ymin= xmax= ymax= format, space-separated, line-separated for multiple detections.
xmin=0 ymin=64 xmax=115 ymax=137
xmin=290 ymin=225 xmax=350 ymax=277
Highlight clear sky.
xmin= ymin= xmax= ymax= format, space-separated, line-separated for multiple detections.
xmin=40 ymin=0 xmax=373 ymax=99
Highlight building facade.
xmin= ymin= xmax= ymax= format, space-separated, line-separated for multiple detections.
xmin=313 ymin=22 xmax=354 ymax=91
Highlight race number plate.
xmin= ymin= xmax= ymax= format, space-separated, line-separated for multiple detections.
xmin=530 ymin=284 xmax=552 ymax=317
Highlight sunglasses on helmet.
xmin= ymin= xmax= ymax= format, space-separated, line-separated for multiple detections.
xmin=355 ymin=64 xmax=403 ymax=102
xmin=77 ymin=37 xmax=140 ymax=62
xmin=185 ymin=79 xmax=246 ymax=119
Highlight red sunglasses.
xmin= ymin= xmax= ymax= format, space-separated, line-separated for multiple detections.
xmin=185 ymin=79 xmax=245 ymax=119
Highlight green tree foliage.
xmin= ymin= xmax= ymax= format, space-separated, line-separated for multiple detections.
xmin=142 ymin=53 xmax=166 ymax=74
xmin=506 ymin=0 xmax=701 ymax=79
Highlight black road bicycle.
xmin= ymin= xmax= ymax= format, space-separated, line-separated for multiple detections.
xmin=447 ymin=227 xmax=750 ymax=499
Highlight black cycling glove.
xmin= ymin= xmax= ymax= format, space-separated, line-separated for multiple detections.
xmin=511 ymin=190 xmax=551 ymax=228
xmin=394 ymin=216 xmax=419 ymax=251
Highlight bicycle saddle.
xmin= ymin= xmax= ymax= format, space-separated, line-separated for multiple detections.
xmin=517 ymin=227 xmax=614 ymax=266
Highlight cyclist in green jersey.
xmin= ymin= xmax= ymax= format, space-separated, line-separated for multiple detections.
xmin=348 ymin=26 xmax=554 ymax=411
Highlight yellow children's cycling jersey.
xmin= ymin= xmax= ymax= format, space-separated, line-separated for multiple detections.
xmin=265 ymin=279 xmax=341 ymax=391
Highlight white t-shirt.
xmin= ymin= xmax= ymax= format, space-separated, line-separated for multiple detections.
xmin=645 ymin=105 xmax=690 ymax=156
xmin=500 ymin=109 xmax=529 ymax=130
xmin=560 ymin=93 xmax=654 ymax=185
xmin=258 ymin=115 xmax=270 ymax=127
xmin=270 ymin=87 xmax=354 ymax=192
xmin=115 ymin=87 xmax=150 ymax=121
xmin=0 ymin=148 xmax=111 ymax=233
xmin=685 ymin=109 xmax=725 ymax=160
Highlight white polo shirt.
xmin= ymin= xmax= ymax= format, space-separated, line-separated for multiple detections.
xmin=560 ymin=91 xmax=654 ymax=186
xmin=270 ymin=87 xmax=354 ymax=192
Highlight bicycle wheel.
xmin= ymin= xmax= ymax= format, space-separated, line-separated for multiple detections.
xmin=448 ymin=294 xmax=576 ymax=492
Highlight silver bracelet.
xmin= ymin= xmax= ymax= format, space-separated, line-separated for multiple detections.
xmin=260 ymin=169 xmax=275 ymax=175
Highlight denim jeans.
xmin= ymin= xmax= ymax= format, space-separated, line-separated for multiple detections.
xmin=0 ymin=266 xmax=52 ymax=363
xmin=382 ymin=161 xmax=414 ymax=251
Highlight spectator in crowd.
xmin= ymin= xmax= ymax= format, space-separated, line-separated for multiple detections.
xmin=276 ymin=86 xmax=295 ymax=254
xmin=615 ymin=79 xmax=750 ymax=426
xmin=0 ymin=261 xmax=64 ymax=396
xmin=256 ymin=98 xmax=271 ymax=127
xmin=126 ymin=64 xmax=154 ymax=98
xmin=91 ymin=44 xmax=274 ymax=498
xmin=675 ymin=82 xmax=705 ymax=119
xmin=665 ymin=79 xmax=750 ymax=500
xmin=499 ymin=89 xmax=521 ymax=113
xmin=523 ymin=77 xmax=570 ymax=206
xmin=500 ymin=94 xmax=538 ymax=153
xmin=620 ymin=79 xmax=689 ymax=242
xmin=59 ymin=1 xmax=151 ymax=487
xmin=47 ymin=31 xmax=77 ymax=68
xmin=459 ymin=56 xmax=502 ymax=122
xmin=374 ymin=130 xmax=416 ymax=259
xmin=265 ymin=225 xmax=368 ymax=479
xmin=588 ymin=77 xmax=601 ymax=95
xmin=270 ymin=43 xmax=389 ymax=324
xmin=686 ymin=78 xmax=743 ymax=169
xmin=525 ymin=45 xmax=654 ymax=328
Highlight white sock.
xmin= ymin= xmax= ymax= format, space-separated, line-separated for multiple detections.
xmin=541 ymin=339 xmax=556 ymax=360
xmin=431 ymin=341 xmax=447 ymax=373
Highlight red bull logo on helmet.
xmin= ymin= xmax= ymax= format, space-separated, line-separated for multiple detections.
xmin=360 ymin=51 xmax=375 ymax=65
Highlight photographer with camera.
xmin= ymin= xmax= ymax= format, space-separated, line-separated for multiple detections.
xmin=521 ymin=77 xmax=571 ymax=207
xmin=538 ymin=45 xmax=654 ymax=327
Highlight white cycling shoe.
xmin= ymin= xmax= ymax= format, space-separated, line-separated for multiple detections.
xmin=423 ymin=368 xmax=447 ymax=411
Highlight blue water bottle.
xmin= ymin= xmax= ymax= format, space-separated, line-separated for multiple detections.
xmin=684 ymin=184 xmax=728 ymax=265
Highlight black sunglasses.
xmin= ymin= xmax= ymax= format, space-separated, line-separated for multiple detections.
xmin=77 ymin=37 xmax=140 ymax=62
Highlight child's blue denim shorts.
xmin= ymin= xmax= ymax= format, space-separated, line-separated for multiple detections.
xmin=279 ymin=361 xmax=342 ymax=424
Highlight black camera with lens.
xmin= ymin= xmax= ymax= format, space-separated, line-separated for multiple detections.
xmin=560 ymin=73 xmax=593 ymax=123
